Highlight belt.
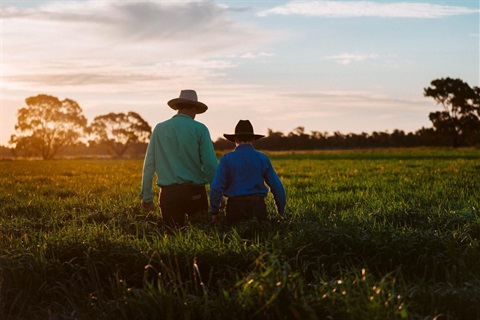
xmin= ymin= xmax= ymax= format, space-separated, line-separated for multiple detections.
xmin=160 ymin=184 xmax=205 ymax=190
xmin=229 ymin=195 xmax=264 ymax=201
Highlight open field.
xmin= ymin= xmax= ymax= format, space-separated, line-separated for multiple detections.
xmin=1 ymin=148 xmax=479 ymax=319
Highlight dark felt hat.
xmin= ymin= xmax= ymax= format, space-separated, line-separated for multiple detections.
xmin=223 ymin=120 xmax=265 ymax=142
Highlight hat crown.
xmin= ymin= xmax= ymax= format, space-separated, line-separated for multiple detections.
xmin=167 ymin=89 xmax=208 ymax=114
xmin=178 ymin=89 xmax=198 ymax=102
xmin=235 ymin=120 xmax=255 ymax=135
xmin=223 ymin=119 xmax=265 ymax=142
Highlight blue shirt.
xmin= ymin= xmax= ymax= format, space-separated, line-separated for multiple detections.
xmin=210 ymin=144 xmax=286 ymax=214
xmin=140 ymin=114 xmax=218 ymax=202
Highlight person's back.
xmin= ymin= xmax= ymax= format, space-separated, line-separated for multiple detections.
xmin=140 ymin=89 xmax=218 ymax=228
xmin=151 ymin=114 xmax=215 ymax=187
xmin=218 ymin=145 xmax=274 ymax=199
xmin=210 ymin=120 xmax=286 ymax=225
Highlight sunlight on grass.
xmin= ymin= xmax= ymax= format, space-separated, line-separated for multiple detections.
xmin=1 ymin=149 xmax=479 ymax=319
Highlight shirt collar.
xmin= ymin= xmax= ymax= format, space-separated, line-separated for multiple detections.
xmin=173 ymin=113 xmax=193 ymax=120
xmin=235 ymin=143 xmax=254 ymax=151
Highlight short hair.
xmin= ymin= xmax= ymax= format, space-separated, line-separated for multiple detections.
xmin=177 ymin=103 xmax=196 ymax=110
xmin=234 ymin=134 xmax=255 ymax=144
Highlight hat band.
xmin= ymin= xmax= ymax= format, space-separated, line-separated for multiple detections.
xmin=234 ymin=132 xmax=255 ymax=135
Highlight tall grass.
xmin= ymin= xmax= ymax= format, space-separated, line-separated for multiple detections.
xmin=1 ymin=149 xmax=479 ymax=319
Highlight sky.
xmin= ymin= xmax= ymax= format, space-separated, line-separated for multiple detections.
xmin=1 ymin=0 xmax=479 ymax=146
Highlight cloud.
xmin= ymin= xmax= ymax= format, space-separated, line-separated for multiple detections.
xmin=0 ymin=0 xmax=267 ymax=89
xmin=1 ymin=1 xmax=260 ymax=44
xmin=324 ymin=53 xmax=379 ymax=65
xmin=240 ymin=52 xmax=274 ymax=59
xmin=275 ymin=89 xmax=427 ymax=111
xmin=5 ymin=73 xmax=168 ymax=86
xmin=2 ymin=58 xmax=238 ymax=94
xmin=257 ymin=1 xmax=479 ymax=18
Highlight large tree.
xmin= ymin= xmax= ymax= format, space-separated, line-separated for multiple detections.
xmin=424 ymin=78 xmax=480 ymax=147
xmin=10 ymin=94 xmax=87 ymax=159
xmin=89 ymin=112 xmax=151 ymax=158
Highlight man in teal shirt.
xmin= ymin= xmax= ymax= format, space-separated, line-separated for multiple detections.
xmin=140 ymin=90 xmax=218 ymax=228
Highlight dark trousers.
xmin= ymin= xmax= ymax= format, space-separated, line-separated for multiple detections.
xmin=226 ymin=196 xmax=267 ymax=225
xmin=159 ymin=185 xmax=208 ymax=228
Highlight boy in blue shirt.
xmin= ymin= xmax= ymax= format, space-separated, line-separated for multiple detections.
xmin=210 ymin=120 xmax=286 ymax=225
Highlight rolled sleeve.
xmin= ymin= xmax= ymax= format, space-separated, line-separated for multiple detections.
xmin=140 ymin=133 xmax=156 ymax=202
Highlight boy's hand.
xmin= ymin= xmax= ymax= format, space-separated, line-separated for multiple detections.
xmin=219 ymin=197 xmax=226 ymax=210
xmin=211 ymin=214 xmax=221 ymax=224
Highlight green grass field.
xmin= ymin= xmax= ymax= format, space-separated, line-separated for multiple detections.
xmin=1 ymin=148 xmax=479 ymax=319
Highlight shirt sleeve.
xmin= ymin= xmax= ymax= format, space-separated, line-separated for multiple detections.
xmin=209 ymin=156 xmax=228 ymax=213
xmin=140 ymin=128 xmax=156 ymax=202
xmin=199 ymin=127 xmax=218 ymax=183
xmin=263 ymin=157 xmax=286 ymax=214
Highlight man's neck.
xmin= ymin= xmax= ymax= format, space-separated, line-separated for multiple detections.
xmin=235 ymin=142 xmax=253 ymax=147
xmin=177 ymin=109 xmax=196 ymax=119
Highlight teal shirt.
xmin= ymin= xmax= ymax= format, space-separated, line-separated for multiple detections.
xmin=140 ymin=114 xmax=218 ymax=202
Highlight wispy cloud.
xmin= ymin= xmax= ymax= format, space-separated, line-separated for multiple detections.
xmin=325 ymin=53 xmax=379 ymax=65
xmin=258 ymin=1 xmax=479 ymax=18
xmin=2 ymin=1 xmax=243 ymax=41
xmin=285 ymin=89 xmax=424 ymax=105
xmin=240 ymin=52 xmax=274 ymax=59
xmin=0 ymin=0 xmax=267 ymax=90
xmin=3 ymin=58 xmax=238 ymax=94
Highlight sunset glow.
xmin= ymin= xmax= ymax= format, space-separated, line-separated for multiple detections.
xmin=1 ymin=0 xmax=478 ymax=146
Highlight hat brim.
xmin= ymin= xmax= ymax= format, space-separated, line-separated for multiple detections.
xmin=167 ymin=98 xmax=208 ymax=114
xmin=223 ymin=133 xmax=265 ymax=143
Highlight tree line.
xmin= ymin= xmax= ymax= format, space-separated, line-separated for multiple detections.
xmin=9 ymin=95 xmax=152 ymax=159
xmin=213 ymin=126 xmax=463 ymax=151
xmin=215 ymin=78 xmax=480 ymax=151
xmin=6 ymin=77 xmax=480 ymax=159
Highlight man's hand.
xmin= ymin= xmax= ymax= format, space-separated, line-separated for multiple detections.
xmin=141 ymin=199 xmax=155 ymax=213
